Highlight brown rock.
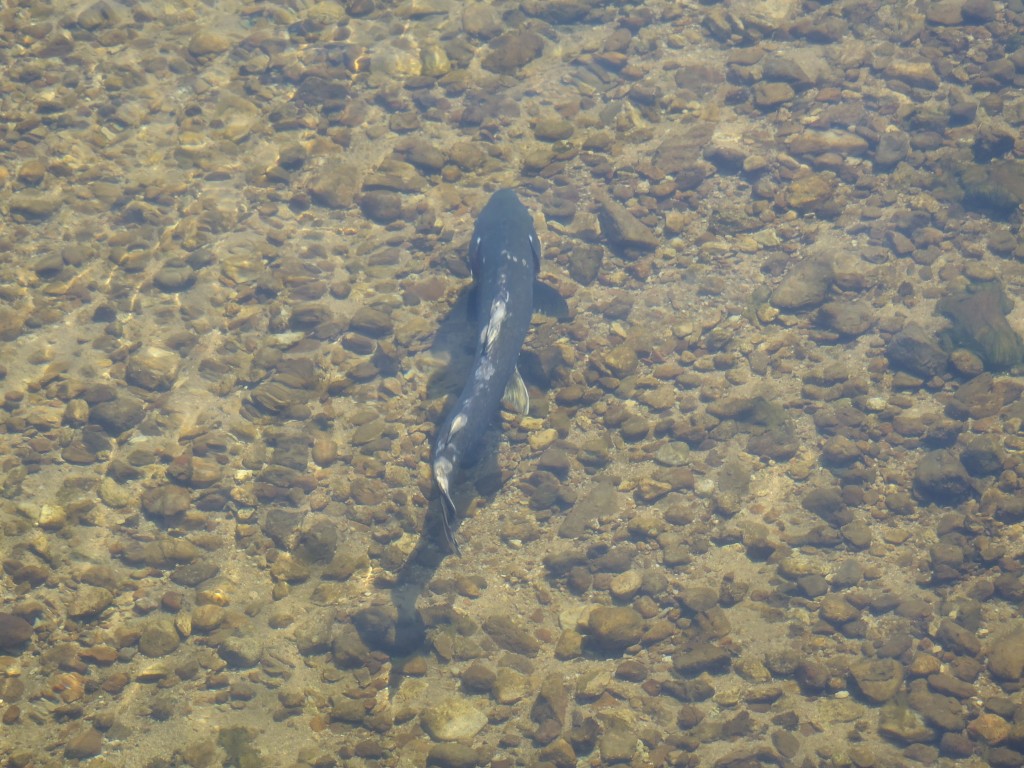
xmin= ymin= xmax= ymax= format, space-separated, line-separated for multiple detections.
xmin=849 ymin=658 xmax=904 ymax=703
xmin=987 ymin=627 xmax=1024 ymax=681
xmin=64 ymin=727 xmax=102 ymax=759
xmin=0 ymin=613 xmax=33 ymax=649
xmin=587 ymin=606 xmax=643 ymax=653
xmin=968 ymin=713 xmax=1010 ymax=744
xmin=482 ymin=30 xmax=544 ymax=74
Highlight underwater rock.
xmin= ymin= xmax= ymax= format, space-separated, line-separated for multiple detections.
xmin=64 ymin=727 xmax=103 ymax=759
xmin=937 ymin=282 xmax=1024 ymax=371
xmin=955 ymin=159 xmax=1024 ymax=217
xmin=421 ymin=698 xmax=488 ymax=742
xmin=482 ymin=614 xmax=541 ymax=656
xmin=886 ymin=323 xmax=948 ymax=377
xmin=0 ymin=613 xmax=33 ymax=650
xmin=596 ymin=193 xmax=659 ymax=253
xmin=138 ymin=617 xmax=180 ymax=657
xmin=770 ymin=256 xmax=833 ymax=311
xmin=126 ymin=346 xmax=181 ymax=391
xmin=987 ymin=626 xmax=1024 ymax=681
xmin=818 ymin=301 xmax=873 ymax=338
xmin=960 ymin=435 xmax=1005 ymax=476
xmin=585 ymin=606 xmax=643 ymax=654
xmin=89 ymin=396 xmax=145 ymax=436
xmin=912 ymin=450 xmax=973 ymax=504
xmin=481 ymin=30 xmax=544 ymax=74
xmin=849 ymin=658 xmax=905 ymax=703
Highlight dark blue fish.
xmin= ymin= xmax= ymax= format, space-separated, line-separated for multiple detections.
xmin=432 ymin=189 xmax=565 ymax=554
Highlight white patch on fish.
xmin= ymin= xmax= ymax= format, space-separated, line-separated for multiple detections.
xmin=484 ymin=295 xmax=507 ymax=354
xmin=447 ymin=413 xmax=467 ymax=439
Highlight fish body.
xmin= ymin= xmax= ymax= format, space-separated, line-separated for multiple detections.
xmin=432 ymin=189 xmax=540 ymax=553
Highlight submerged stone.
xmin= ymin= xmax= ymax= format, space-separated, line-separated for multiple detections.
xmin=421 ymin=698 xmax=488 ymax=741
xmin=937 ymin=282 xmax=1024 ymax=371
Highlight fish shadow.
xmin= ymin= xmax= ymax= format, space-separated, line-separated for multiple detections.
xmin=351 ymin=287 xmax=503 ymax=676
xmin=354 ymin=278 xmax=569 ymax=681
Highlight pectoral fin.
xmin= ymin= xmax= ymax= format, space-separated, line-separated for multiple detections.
xmin=502 ymin=367 xmax=530 ymax=415
xmin=533 ymin=280 xmax=570 ymax=319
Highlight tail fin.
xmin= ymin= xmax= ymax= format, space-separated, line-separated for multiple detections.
xmin=433 ymin=458 xmax=462 ymax=556
xmin=438 ymin=488 xmax=462 ymax=556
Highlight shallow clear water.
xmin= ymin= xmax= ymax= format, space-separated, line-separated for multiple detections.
xmin=1 ymin=0 xmax=1024 ymax=766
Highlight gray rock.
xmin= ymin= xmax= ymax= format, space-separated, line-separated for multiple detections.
xmin=908 ymin=684 xmax=965 ymax=731
xmin=482 ymin=614 xmax=540 ymax=656
xmin=849 ymin=658 xmax=904 ymax=703
xmin=885 ymin=58 xmax=940 ymax=89
xmin=0 ymin=613 xmax=33 ymax=649
xmin=141 ymin=485 xmax=191 ymax=519
xmin=127 ymin=346 xmax=181 ymax=391
xmin=295 ymin=608 xmax=335 ymax=655
xmin=153 ymin=260 xmax=195 ymax=292
xmin=886 ymin=323 xmax=948 ymax=377
xmin=949 ymin=373 xmax=1022 ymax=420
xmin=912 ymin=450 xmax=973 ymax=504
xmin=771 ymin=257 xmax=833 ymax=311
xmin=401 ymin=139 xmax=446 ymax=173
xmin=219 ymin=635 xmax=263 ymax=668
xmin=426 ymin=743 xmax=485 ymax=768
xmin=831 ymin=561 xmax=864 ymax=589
xmin=957 ymin=159 xmax=1024 ymax=217
xmin=802 ymin=486 xmax=852 ymax=527
xmin=598 ymin=720 xmax=637 ymax=763
xmin=66 ymin=586 xmax=114 ymax=620
xmin=421 ymin=698 xmax=488 ymax=741
xmin=530 ymin=673 xmax=568 ymax=729
xmin=481 ymin=30 xmax=544 ymax=74
xmin=188 ymin=29 xmax=231 ymax=57
xmin=925 ymin=0 xmax=964 ymax=25
xmin=597 ymin=193 xmax=658 ymax=253
xmin=938 ymin=282 xmax=1024 ymax=371
xmin=788 ymin=130 xmax=868 ymax=157
xmin=821 ymin=435 xmax=862 ymax=466
xmin=89 ymin=396 xmax=144 ymax=435
xmin=534 ymin=116 xmax=574 ymax=142
xmin=307 ymin=159 xmax=362 ymax=209
xmin=568 ymin=243 xmax=603 ymax=285
xmin=654 ymin=124 xmax=715 ymax=177
xmin=359 ymin=190 xmax=403 ymax=223
xmin=962 ymin=0 xmax=996 ymax=22
xmin=170 ymin=560 xmax=218 ymax=588
xmin=935 ymin=617 xmax=980 ymax=656
xmin=679 ymin=586 xmax=718 ymax=613
xmin=878 ymin=700 xmax=935 ymax=743
xmin=560 ymin=482 xmax=617 ymax=539
xmin=960 ymin=435 xmax=1005 ymax=476
xmin=804 ymin=180 xmax=849 ymax=219
xmin=762 ymin=53 xmax=820 ymax=86
xmin=139 ymin=617 xmax=180 ymax=657
xmin=672 ymin=643 xmax=731 ymax=675
xmin=9 ymin=189 xmax=63 ymax=217
xmin=753 ymin=81 xmax=794 ymax=108
xmin=818 ymin=301 xmax=873 ymax=337
xmin=64 ymin=727 xmax=103 ymax=759
xmin=819 ymin=594 xmax=860 ymax=625
xmin=987 ymin=626 xmax=1024 ymax=681
xmin=349 ymin=306 xmax=393 ymax=337
xmin=874 ymin=130 xmax=910 ymax=168
xmin=462 ymin=3 xmax=502 ymax=38
xmin=294 ymin=520 xmax=339 ymax=564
